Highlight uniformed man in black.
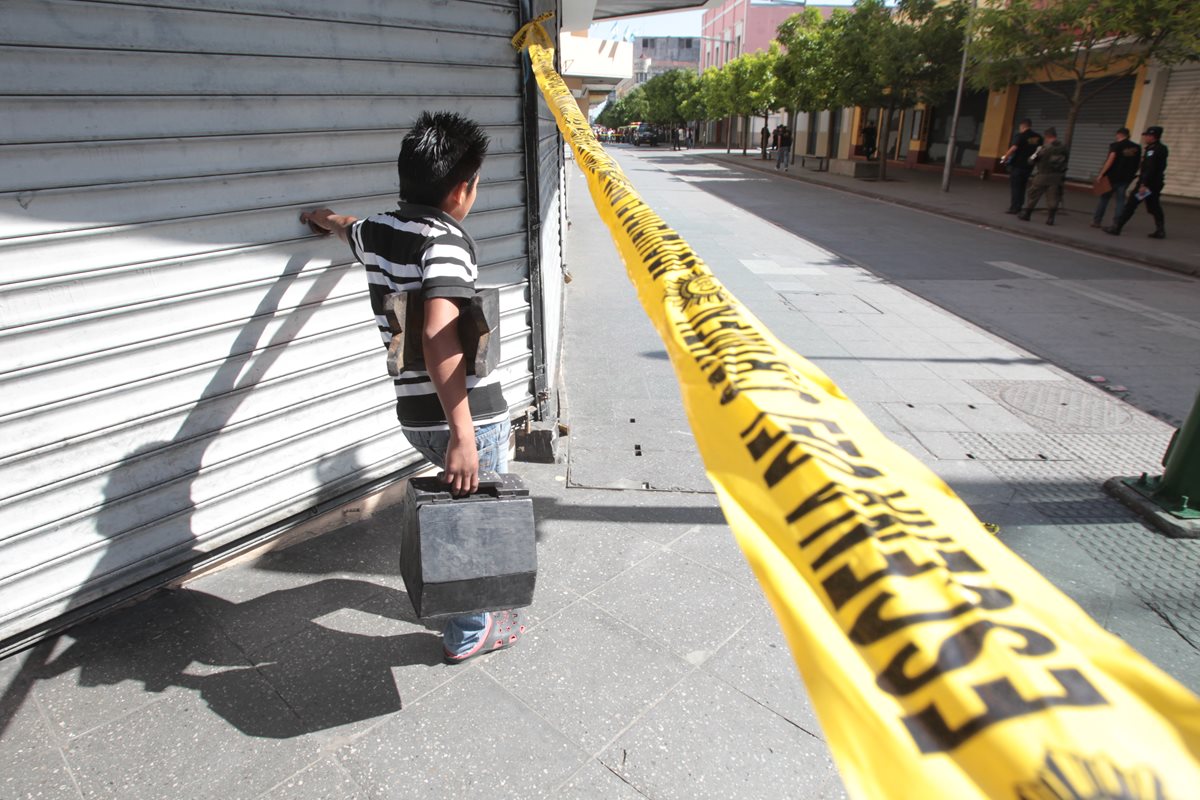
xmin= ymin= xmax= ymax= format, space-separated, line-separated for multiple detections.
xmin=1002 ymin=119 xmax=1041 ymax=214
xmin=1106 ymin=126 xmax=1169 ymax=239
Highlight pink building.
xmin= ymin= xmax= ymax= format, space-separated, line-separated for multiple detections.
xmin=700 ymin=0 xmax=809 ymax=70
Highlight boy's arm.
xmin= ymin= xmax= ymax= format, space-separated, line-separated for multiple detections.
xmin=423 ymin=296 xmax=479 ymax=496
xmin=300 ymin=208 xmax=358 ymax=245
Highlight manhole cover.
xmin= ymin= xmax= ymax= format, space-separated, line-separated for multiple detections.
xmin=998 ymin=382 xmax=1130 ymax=430
xmin=966 ymin=380 xmax=1169 ymax=434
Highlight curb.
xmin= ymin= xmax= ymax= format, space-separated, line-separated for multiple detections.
xmin=702 ymin=153 xmax=1199 ymax=279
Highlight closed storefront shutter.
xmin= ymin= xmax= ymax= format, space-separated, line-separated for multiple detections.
xmin=0 ymin=0 xmax=535 ymax=647
xmin=1014 ymin=77 xmax=1136 ymax=182
xmin=1157 ymin=65 xmax=1200 ymax=200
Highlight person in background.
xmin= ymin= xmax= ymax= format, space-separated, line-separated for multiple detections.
xmin=1001 ymin=118 xmax=1041 ymax=215
xmin=1106 ymin=126 xmax=1169 ymax=239
xmin=761 ymin=124 xmax=771 ymax=160
xmin=1017 ymin=126 xmax=1069 ymax=225
xmin=1092 ymin=128 xmax=1140 ymax=229
xmin=776 ymin=125 xmax=792 ymax=172
xmin=862 ymin=120 xmax=877 ymax=161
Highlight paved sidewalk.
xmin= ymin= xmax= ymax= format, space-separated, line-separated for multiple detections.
xmin=702 ymin=149 xmax=1200 ymax=277
xmin=1 ymin=154 xmax=1198 ymax=800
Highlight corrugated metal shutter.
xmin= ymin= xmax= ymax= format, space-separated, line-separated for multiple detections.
xmin=0 ymin=0 xmax=535 ymax=645
xmin=1014 ymin=77 xmax=1136 ymax=182
xmin=1157 ymin=65 xmax=1200 ymax=200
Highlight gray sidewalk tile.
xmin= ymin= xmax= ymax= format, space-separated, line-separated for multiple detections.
xmin=703 ymin=602 xmax=824 ymax=737
xmin=481 ymin=599 xmax=691 ymax=754
xmin=26 ymin=593 xmax=248 ymax=741
xmin=861 ymin=359 xmax=941 ymax=382
xmin=585 ymin=550 xmax=760 ymax=664
xmin=66 ymin=674 xmax=328 ymax=800
xmin=567 ymin=447 xmax=713 ymax=493
xmin=336 ymin=669 xmax=587 ymax=800
xmin=258 ymin=757 xmax=365 ymax=800
xmin=943 ymin=403 xmax=1041 ymax=434
xmin=880 ymin=402 xmax=973 ymax=432
xmin=0 ymin=675 xmax=80 ymax=800
xmin=997 ymin=525 xmax=1120 ymax=626
xmin=667 ymin=521 xmax=758 ymax=589
xmin=563 ymin=487 xmax=724 ymax=544
xmin=598 ymin=669 xmax=845 ymax=800
xmin=533 ymin=510 xmax=663 ymax=600
xmin=188 ymin=575 xmax=393 ymax=662
xmin=249 ymin=590 xmax=447 ymax=738
xmin=883 ymin=378 xmax=984 ymax=404
xmin=556 ymin=760 xmax=647 ymax=799
xmin=925 ymin=459 xmax=1020 ymax=506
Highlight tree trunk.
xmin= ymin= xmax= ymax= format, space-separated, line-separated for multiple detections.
xmin=742 ymin=114 xmax=750 ymax=155
xmin=878 ymin=103 xmax=894 ymax=182
xmin=726 ymin=115 xmax=732 ymax=153
xmin=1064 ymin=78 xmax=1085 ymax=149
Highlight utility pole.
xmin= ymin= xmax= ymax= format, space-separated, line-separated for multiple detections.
xmin=941 ymin=0 xmax=976 ymax=193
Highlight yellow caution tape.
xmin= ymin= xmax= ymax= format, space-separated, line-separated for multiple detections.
xmin=514 ymin=16 xmax=1200 ymax=800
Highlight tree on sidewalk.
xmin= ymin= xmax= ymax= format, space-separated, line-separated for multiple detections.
xmin=697 ymin=65 xmax=734 ymax=152
xmin=642 ymin=69 xmax=702 ymax=140
xmin=595 ymin=86 xmax=649 ymax=130
xmin=971 ymin=0 xmax=1200 ymax=147
xmin=829 ymin=0 xmax=968 ymax=181
xmin=722 ymin=46 xmax=782 ymax=156
xmin=775 ymin=8 xmax=840 ymax=157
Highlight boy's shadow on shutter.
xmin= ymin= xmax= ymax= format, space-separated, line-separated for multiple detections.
xmin=2 ymin=253 xmax=428 ymax=738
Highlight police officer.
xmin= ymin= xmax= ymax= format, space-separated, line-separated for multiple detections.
xmin=1106 ymin=126 xmax=1168 ymax=239
xmin=1017 ymin=126 xmax=1069 ymax=225
xmin=1002 ymin=118 xmax=1041 ymax=215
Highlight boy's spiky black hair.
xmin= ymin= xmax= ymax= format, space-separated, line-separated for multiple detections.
xmin=397 ymin=111 xmax=490 ymax=207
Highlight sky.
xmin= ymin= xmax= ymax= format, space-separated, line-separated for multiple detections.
xmin=589 ymin=2 xmax=859 ymax=40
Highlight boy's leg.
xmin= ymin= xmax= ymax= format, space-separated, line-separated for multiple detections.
xmin=417 ymin=422 xmax=511 ymax=662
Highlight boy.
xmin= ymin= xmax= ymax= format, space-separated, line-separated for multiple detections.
xmin=300 ymin=111 xmax=523 ymax=664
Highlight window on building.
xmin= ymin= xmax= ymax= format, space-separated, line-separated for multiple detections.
xmin=684 ymin=38 xmax=693 ymax=48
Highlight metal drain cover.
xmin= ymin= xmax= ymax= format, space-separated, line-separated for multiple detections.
xmin=969 ymin=380 xmax=1164 ymax=434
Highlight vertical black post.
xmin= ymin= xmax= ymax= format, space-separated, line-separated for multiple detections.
xmin=518 ymin=0 xmax=551 ymax=422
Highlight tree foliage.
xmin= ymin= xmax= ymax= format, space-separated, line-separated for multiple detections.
xmin=775 ymin=8 xmax=838 ymax=114
xmin=721 ymin=46 xmax=782 ymax=153
xmin=971 ymin=0 xmax=1200 ymax=145
xmin=642 ymin=69 xmax=702 ymax=126
xmin=595 ymin=86 xmax=648 ymax=129
xmin=823 ymin=0 xmax=967 ymax=178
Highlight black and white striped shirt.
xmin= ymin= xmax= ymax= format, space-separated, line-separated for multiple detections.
xmin=349 ymin=204 xmax=508 ymax=431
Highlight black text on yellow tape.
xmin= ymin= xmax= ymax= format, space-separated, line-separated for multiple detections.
xmin=513 ymin=17 xmax=1200 ymax=800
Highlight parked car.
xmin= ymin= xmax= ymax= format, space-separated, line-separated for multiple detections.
xmin=632 ymin=124 xmax=658 ymax=147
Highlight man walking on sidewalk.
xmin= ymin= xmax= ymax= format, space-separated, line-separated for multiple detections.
xmin=1002 ymin=119 xmax=1041 ymax=215
xmin=1106 ymin=126 xmax=1169 ymax=239
xmin=1018 ymin=126 xmax=1069 ymax=225
xmin=775 ymin=125 xmax=792 ymax=171
xmin=1091 ymin=127 xmax=1140 ymax=228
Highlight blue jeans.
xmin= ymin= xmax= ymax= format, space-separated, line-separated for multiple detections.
xmin=1093 ymin=181 xmax=1129 ymax=225
xmin=776 ymin=145 xmax=789 ymax=170
xmin=405 ymin=419 xmax=511 ymax=656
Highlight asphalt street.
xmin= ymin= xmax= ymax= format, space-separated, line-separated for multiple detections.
xmin=619 ymin=148 xmax=1200 ymax=427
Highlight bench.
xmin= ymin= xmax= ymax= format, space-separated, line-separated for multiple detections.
xmin=800 ymin=154 xmax=830 ymax=172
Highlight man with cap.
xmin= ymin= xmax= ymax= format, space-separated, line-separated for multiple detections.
xmin=1017 ymin=126 xmax=1069 ymax=225
xmin=1106 ymin=126 xmax=1169 ymax=239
